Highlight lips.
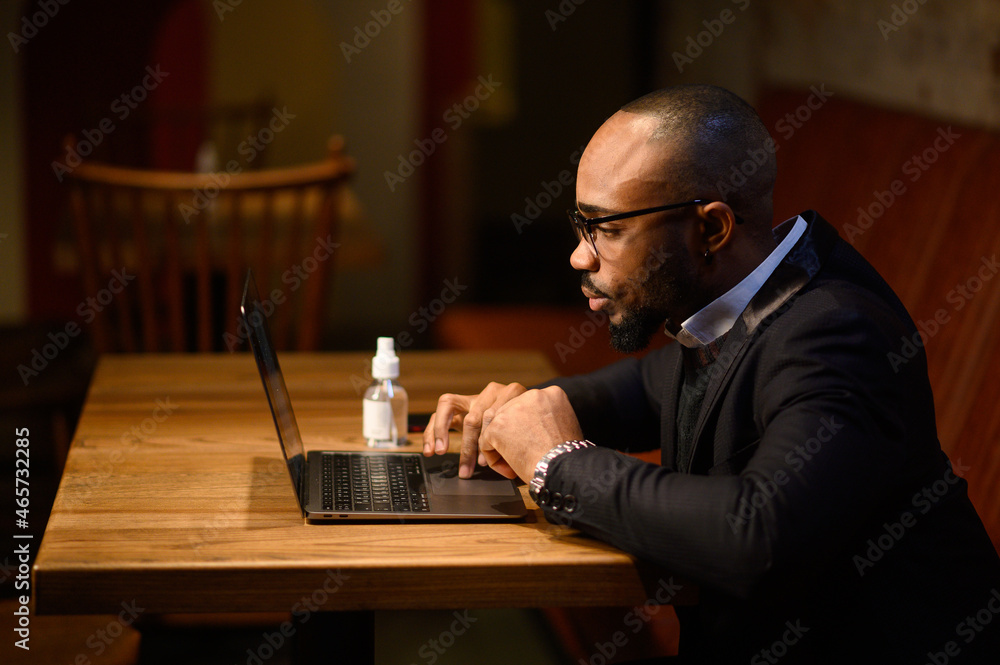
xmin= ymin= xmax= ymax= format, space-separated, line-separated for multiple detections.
xmin=582 ymin=288 xmax=610 ymax=312
xmin=588 ymin=297 xmax=609 ymax=311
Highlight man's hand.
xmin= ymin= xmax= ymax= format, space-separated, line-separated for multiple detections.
xmin=423 ymin=382 xmax=528 ymax=478
xmin=480 ymin=386 xmax=584 ymax=482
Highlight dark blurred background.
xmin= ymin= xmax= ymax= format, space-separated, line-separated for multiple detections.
xmin=2 ymin=1 xmax=1000 ymax=662
xmin=4 ymin=0 xmax=997 ymax=349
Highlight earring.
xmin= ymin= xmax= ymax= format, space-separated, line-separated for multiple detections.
xmin=704 ymin=249 xmax=713 ymax=265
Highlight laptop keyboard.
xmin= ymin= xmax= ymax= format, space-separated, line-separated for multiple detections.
xmin=322 ymin=453 xmax=430 ymax=513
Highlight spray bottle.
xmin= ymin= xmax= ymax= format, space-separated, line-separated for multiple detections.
xmin=363 ymin=337 xmax=408 ymax=447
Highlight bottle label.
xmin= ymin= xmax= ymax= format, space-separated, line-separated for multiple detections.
xmin=363 ymin=399 xmax=393 ymax=441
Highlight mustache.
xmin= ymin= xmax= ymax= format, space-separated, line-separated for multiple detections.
xmin=581 ymin=274 xmax=613 ymax=299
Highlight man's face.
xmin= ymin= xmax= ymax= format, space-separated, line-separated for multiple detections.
xmin=572 ymin=111 xmax=704 ymax=352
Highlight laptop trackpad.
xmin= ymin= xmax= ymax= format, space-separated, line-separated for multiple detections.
xmin=425 ymin=456 xmax=517 ymax=497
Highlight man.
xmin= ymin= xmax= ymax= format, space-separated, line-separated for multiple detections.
xmin=423 ymin=86 xmax=1000 ymax=662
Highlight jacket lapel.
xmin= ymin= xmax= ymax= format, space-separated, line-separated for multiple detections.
xmin=659 ymin=343 xmax=684 ymax=470
xmin=686 ymin=211 xmax=839 ymax=470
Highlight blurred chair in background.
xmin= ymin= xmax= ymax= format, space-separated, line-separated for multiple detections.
xmin=64 ymin=135 xmax=355 ymax=353
xmin=48 ymin=135 xmax=355 ymax=662
xmin=86 ymin=95 xmax=278 ymax=172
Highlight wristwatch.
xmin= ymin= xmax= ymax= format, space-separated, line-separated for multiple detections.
xmin=528 ymin=440 xmax=594 ymax=503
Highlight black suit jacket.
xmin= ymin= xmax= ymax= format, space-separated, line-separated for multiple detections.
xmin=543 ymin=211 xmax=1000 ymax=663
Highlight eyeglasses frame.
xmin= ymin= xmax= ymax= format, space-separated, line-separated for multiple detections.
xmin=567 ymin=199 xmax=744 ymax=258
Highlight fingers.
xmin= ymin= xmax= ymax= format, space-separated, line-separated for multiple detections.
xmin=422 ymin=393 xmax=470 ymax=456
xmin=460 ymin=382 xmax=526 ymax=478
xmin=459 ymin=413 xmax=482 ymax=479
xmin=480 ymin=448 xmax=517 ymax=479
xmin=475 ymin=385 xmax=585 ymax=482
xmin=421 ymin=383 xmax=528 ymax=479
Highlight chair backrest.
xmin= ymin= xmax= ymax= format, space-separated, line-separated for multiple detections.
xmin=65 ymin=136 xmax=355 ymax=353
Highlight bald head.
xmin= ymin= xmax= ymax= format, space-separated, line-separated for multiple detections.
xmin=619 ymin=85 xmax=776 ymax=230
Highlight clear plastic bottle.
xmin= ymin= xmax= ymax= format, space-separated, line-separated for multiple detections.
xmin=363 ymin=337 xmax=408 ymax=447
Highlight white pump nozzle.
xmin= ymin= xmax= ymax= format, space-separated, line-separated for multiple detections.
xmin=371 ymin=336 xmax=399 ymax=379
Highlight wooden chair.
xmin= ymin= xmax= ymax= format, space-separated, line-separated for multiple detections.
xmin=64 ymin=136 xmax=355 ymax=353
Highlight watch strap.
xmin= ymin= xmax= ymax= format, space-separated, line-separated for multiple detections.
xmin=528 ymin=439 xmax=594 ymax=502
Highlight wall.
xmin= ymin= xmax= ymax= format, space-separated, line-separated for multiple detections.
xmin=210 ymin=0 xmax=420 ymax=345
xmin=318 ymin=0 xmax=420 ymax=345
xmin=759 ymin=0 xmax=1000 ymax=128
xmin=654 ymin=0 xmax=1000 ymax=128
xmin=209 ymin=0 xmax=340 ymax=167
xmin=0 ymin=2 xmax=26 ymax=324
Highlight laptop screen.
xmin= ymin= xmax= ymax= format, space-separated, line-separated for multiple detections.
xmin=241 ymin=270 xmax=306 ymax=512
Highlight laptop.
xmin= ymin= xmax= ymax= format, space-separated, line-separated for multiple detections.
xmin=241 ymin=269 xmax=528 ymax=522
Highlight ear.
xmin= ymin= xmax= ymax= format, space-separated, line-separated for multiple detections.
xmin=700 ymin=201 xmax=738 ymax=253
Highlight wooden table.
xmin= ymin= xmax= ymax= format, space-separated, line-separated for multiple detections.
xmin=33 ymin=352 xmax=690 ymax=657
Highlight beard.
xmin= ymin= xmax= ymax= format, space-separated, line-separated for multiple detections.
xmin=583 ymin=246 xmax=699 ymax=354
xmin=608 ymin=308 xmax=665 ymax=353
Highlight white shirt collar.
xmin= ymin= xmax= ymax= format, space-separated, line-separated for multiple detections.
xmin=672 ymin=215 xmax=808 ymax=348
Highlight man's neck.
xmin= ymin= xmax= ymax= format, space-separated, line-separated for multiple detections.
xmin=703 ymin=237 xmax=777 ymax=306
xmin=668 ymin=215 xmax=808 ymax=347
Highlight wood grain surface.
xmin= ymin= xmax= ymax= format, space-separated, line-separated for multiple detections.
xmin=34 ymin=352 xmax=690 ymax=615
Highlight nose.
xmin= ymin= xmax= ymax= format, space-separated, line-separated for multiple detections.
xmin=570 ymin=238 xmax=599 ymax=272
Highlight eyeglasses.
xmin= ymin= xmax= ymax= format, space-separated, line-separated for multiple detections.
xmin=567 ymin=199 xmax=744 ymax=258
